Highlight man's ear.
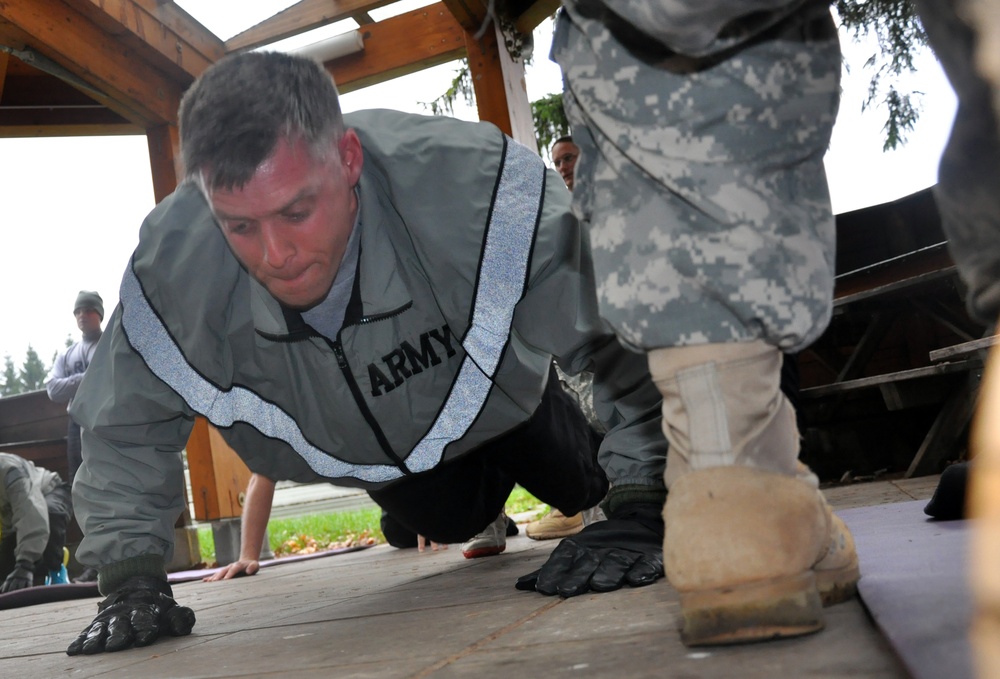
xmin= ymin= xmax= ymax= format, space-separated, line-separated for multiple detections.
xmin=339 ymin=129 xmax=363 ymax=187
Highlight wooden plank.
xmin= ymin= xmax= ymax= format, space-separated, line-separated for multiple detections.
xmin=0 ymin=439 xmax=69 ymax=483
xmin=800 ymin=359 xmax=980 ymax=399
xmin=326 ymin=3 xmax=466 ymax=93
xmin=186 ymin=417 xmax=252 ymax=521
xmin=206 ymin=424 xmax=253 ymax=518
xmin=0 ymin=0 xmax=187 ymax=126
xmin=72 ymin=0 xmax=222 ymax=80
xmin=834 ymin=241 xmax=956 ymax=306
xmin=515 ymin=0 xmax=559 ymax=34
xmin=146 ymin=122 xmax=180 ymax=203
xmin=224 ymin=0 xmax=396 ymax=53
xmin=441 ymin=0 xmax=488 ymax=32
xmin=0 ymin=390 xmax=68 ymax=442
xmin=906 ymin=371 xmax=981 ymax=477
xmin=929 ymin=335 xmax=1000 ymax=362
xmin=185 ymin=417 xmax=219 ymax=520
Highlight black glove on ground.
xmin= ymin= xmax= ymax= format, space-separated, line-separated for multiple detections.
xmin=515 ymin=502 xmax=664 ymax=597
xmin=66 ymin=575 xmax=196 ymax=655
xmin=1 ymin=562 xmax=34 ymax=593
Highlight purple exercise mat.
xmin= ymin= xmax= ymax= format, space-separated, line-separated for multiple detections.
xmin=0 ymin=543 xmax=374 ymax=610
xmin=170 ymin=543 xmax=373 ymax=582
xmin=838 ymin=500 xmax=973 ymax=679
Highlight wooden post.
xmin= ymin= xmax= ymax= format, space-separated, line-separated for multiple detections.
xmin=464 ymin=19 xmax=536 ymax=151
xmin=146 ymin=123 xmax=180 ymax=204
xmin=186 ymin=417 xmax=253 ymax=521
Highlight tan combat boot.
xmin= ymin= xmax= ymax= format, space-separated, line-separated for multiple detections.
xmin=526 ymin=508 xmax=584 ymax=540
xmin=649 ymin=341 xmax=859 ymax=646
xmin=666 ymin=466 xmax=858 ymax=645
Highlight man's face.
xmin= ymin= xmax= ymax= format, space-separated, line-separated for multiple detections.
xmin=551 ymin=141 xmax=580 ymax=190
xmin=208 ymin=131 xmax=364 ymax=309
xmin=74 ymin=308 xmax=101 ymax=335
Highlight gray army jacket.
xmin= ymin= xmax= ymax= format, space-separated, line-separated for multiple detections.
xmin=0 ymin=453 xmax=59 ymax=567
xmin=71 ymin=110 xmax=665 ymax=582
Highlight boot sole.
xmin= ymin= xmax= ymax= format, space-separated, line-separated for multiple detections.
xmin=462 ymin=545 xmax=506 ymax=559
xmin=678 ymin=571 xmax=825 ymax=646
xmin=816 ymin=562 xmax=860 ymax=606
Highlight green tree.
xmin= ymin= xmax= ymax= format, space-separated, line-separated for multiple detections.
xmin=19 ymin=345 xmax=48 ymax=392
xmin=531 ymin=93 xmax=570 ymax=161
xmin=1 ymin=355 xmax=21 ymax=396
xmin=834 ymin=0 xmax=927 ymax=151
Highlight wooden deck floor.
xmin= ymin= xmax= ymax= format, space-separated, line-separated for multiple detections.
xmin=0 ymin=477 xmax=939 ymax=679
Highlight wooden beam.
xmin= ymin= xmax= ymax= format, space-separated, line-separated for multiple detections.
xmin=225 ymin=0 xmax=396 ymax=53
xmin=0 ymin=121 xmax=140 ymax=137
xmin=147 ymin=122 xmax=180 ymax=204
xmin=0 ymin=50 xmax=8 ymax=100
xmin=0 ymin=0 xmax=187 ymax=126
xmin=326 ymin=3 xmax=466 ymax=93
xmin=514 ymin=0 xmax=559 ymax=34
xmin=186 ymin=417 xmax=253 ymax=521
xmin=72 ymin=0 xmax=223 ymax=80
xmin=465 ymin=17 xmax=535 ymax=148
xmin=441 ymin=0 xmax=487 ymax=32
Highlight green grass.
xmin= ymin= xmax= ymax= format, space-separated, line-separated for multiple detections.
xmin=504 ymin=485 xmax=547 ymax=515
xmin=197 ymin=486 xmax=546 ymax=564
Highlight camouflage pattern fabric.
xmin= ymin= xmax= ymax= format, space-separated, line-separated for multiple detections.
xmin=552 ymin=2 xmax=841 ymax=353
xmin=912 ymin=0 xmax=1000 ymax=325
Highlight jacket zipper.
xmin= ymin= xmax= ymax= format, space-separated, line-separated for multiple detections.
xmin=330 ymin=337 xmax=411 ymax=475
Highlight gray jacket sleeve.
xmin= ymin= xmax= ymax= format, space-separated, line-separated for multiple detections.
xmin=514 ymin=169 xmax=667 ymax=505
xmin=3 ymin=466 xmax=51 ymax=567
xmin=45 ymin=349 xmax=83 ymax=404
xmin=70 ymin=305 xmax=193 ymax=591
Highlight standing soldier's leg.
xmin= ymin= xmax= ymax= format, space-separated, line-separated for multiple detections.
xmin=911 ymin=2 xmax=1000 ymax=676
xmin=554 ymin=1 xmax=857 ymax=644
xmin=912 ymin=0 xmax=1000 ymax=326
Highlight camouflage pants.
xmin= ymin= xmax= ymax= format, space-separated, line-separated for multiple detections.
xmin=552 ymin=2 xmax=841 ymax=353
xmin=912 ymin=0 xmax=1000 ymax=325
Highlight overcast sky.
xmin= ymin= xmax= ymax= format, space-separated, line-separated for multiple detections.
xmin=0 ymin=3 xmax=957 ymax=370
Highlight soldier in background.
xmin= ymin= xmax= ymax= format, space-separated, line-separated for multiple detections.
xmin=0 ymin=453 xmax=73 ymax=592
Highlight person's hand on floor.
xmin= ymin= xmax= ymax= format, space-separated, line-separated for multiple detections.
xmin=417 ymin=535 xmax=448 ymax=552
xmin=203 ymin=558 xmax=260 ymax=582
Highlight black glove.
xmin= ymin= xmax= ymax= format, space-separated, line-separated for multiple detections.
xmin=1 ymin=562 xmax=34 ymax=593
xmin=66 ymin=576 xmax=196 ymax=655
xmin=515 ymin=503 xmax=664 ymax=597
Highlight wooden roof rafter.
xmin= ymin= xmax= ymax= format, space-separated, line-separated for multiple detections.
xmin=224 ymin=0 xmax=398 ymax=54
xmin=326 ymin=2 xmax=466 ymax=92
xmin=439 ymin=0 xmax=558 ymax=36
xmin=71 ymin=0 xmax=223 ymax=81
xmin=0 ymin=0 xmax=205 ymax=128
